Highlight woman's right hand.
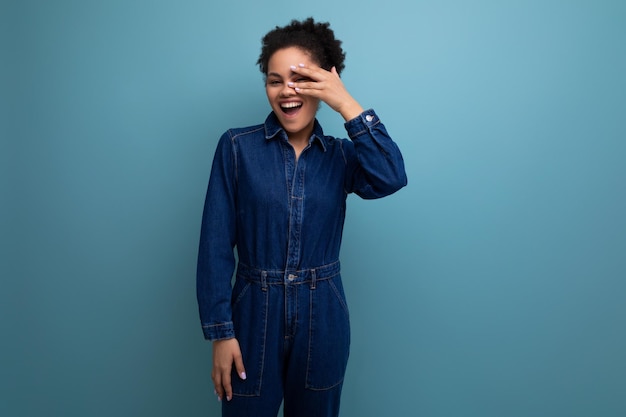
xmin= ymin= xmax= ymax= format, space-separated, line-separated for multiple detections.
xmin=212 ymin=338 xmax=247 ymax=401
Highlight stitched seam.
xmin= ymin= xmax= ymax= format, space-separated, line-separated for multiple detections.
xmin=329 ymin=279 xmax=350 ymax=318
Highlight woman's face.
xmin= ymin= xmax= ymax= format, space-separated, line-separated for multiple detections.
xmin=265 ymin=47 xmax=320 ymax=140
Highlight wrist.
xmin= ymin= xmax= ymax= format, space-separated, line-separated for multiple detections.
xmin=339 ymin=100 xmax=364 ymax=122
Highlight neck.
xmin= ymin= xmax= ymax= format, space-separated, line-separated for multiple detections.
xmin=287 ymin=121 xmax=314 ymax=146
xmin=288 ymin=132 xmax=309 ymax=147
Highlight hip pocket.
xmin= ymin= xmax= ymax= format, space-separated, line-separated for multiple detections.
xmin=230 ymin=277 xmax=268 ymax=397
xmin=305 ymin=276 xmax=351 ymax=391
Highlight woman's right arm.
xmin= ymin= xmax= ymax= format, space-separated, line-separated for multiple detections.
xmin=197 ymin=132 xmax=237 ymax=340
xmin=196 ymin=132 xmax=246 ymax=400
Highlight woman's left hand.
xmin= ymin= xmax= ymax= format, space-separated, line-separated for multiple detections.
xmin=289 ymin=64 xmax=364 ymax=122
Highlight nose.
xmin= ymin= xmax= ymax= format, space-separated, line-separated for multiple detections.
xmin=280 ymin=82 xmax=296 ymax=97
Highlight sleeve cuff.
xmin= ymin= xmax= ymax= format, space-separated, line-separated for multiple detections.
xmin=202 ymin=322 xmax=235 ymax=341
xmin=344 ymin=109 xmax=379 ymax=138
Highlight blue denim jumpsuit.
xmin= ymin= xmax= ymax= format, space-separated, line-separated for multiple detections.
xmin=197 ymin=109 xmax=407 ymax=417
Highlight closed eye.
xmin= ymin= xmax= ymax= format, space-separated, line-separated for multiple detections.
xmin=267 ymin=80 xmax=282 ymax=86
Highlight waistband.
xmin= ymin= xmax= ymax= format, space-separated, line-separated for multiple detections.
xmin=236 ymin=260 xmax=340 ymax=286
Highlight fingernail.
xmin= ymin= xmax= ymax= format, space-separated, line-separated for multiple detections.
xmin=214 ymin=389 xmax=217 ymax=396
xmin=217 ymin=396 xmax=222 ymax=402
xmin=298 ymin=63 xmax=305 ymax=67
xmin=295 ymin=87 xmax=301 ymax=92
xmin=287 ymin=82 xmax=294 ymax=87
xmin=290 ymin=65 xmax=297 ymax=70
xmin=227 ymin=396 xmax=232 ymax=401
xmin=240 ymin=371 xmax=247 ymax=380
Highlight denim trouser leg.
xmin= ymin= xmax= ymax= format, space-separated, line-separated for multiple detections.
xmin=223 ymin=263 xmax=350 ymax=417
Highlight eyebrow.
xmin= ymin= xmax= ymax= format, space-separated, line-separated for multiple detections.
xmin=267 ymin=72 xmax=283 ymax=78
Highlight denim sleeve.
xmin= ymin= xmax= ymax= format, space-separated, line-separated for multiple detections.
xmin=196 ymin=131 xmax=237 ymax=341
xmin=343 ymin=109 xmax=408 ymax=199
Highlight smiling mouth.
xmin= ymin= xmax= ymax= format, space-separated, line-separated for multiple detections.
xmin=280 ymin=102 xmax=302 ymax=115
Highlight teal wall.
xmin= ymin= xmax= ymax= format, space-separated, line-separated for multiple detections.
xmin=2 ymin=1 xmax=625 ymax=416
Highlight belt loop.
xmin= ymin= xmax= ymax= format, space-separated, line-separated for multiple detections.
xmin=310 ymin=268 xmax=317 ymax=290
xmin=261 ymin=270 xmax=267 ymax=291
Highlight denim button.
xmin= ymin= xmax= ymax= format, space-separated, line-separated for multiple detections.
xmin=365 ymin=115 xmax=374 ymax=122
xmin=288 ymin=274 xmax=297 ymax=281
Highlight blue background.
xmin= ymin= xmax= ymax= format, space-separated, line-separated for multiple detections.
xmin=2 ymin=1 xmax=625 ymax=416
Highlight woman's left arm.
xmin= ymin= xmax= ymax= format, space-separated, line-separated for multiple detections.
xmin=343 ymin=110 xmax=407 ymax=198
xmin=291 ymin=64 xmax=407 ymax=198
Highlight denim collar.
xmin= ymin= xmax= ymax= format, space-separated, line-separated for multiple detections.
xmin=264 ymin=112 xmax=327 ymax=152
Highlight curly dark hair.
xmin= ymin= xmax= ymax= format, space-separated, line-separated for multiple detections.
xmin=257 ymin=17 xmax=346 ymax=76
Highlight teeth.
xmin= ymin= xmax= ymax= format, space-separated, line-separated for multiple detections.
xmin=281 ymin=102 xmax=302 ymax=109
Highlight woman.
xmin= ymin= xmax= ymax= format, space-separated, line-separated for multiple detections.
xmin=197 ymin=17 xmax=407 ymax=417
